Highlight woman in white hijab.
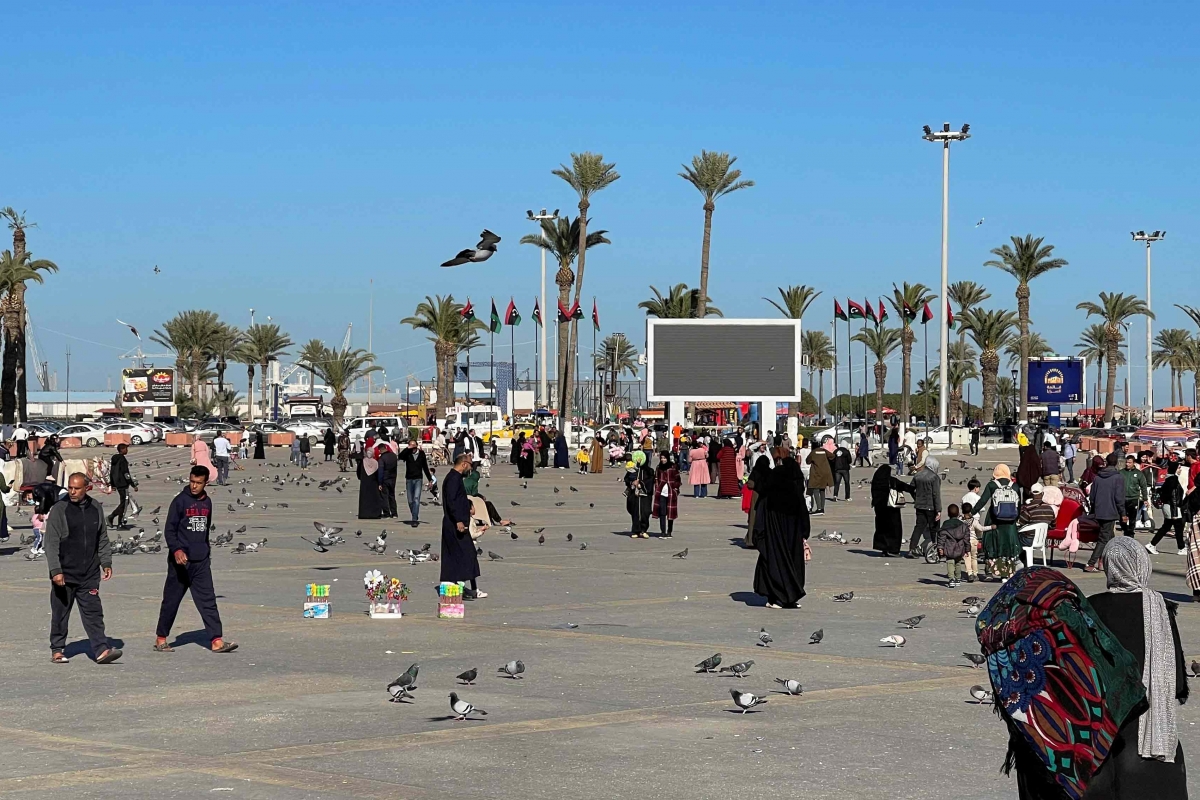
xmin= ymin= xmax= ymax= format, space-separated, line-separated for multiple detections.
xmin=1085 ymin=535 xmax=1189 ymax=797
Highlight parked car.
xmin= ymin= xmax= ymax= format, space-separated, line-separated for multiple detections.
xmin=194 ymin=421 xmax=240 ymax=442
xmin=343 ymin=416 xmax=406 ymax=443
xmin=101 ymin=422 xmax=158 ymax=445
xmin=284 ymin=419 xmax=330 ymax=445
xmin=58 ymin=423 xmax=108 ymax=447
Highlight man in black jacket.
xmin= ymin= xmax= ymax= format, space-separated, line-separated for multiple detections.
xmin=106 ymin=443 xmax=137 ymax=529
xmin=43 ymin=473 xmax=121 ymax=664
xmin=155 ymin=466 xmax=237 ymax=653
xmin=831 ymin=442 xmax=853 ymax=502
xmin=399 ymin=439 xmax=433 ymax=526
xmin=378 ymin=445 xmax=399 ymax=518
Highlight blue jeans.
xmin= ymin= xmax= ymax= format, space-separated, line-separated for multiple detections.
xmin=213 ymin=456 xmax=230 ymax=485
xmin=405 ymin=479 xmax=423 ymax=521
xmin=692 ymin=483 xmax=708 ymax=498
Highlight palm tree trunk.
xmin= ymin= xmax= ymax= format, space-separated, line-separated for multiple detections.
xmin=1 ymin=294 xmax=19 ymax=425
xmin=309 ymin=366 xmax=315 ymax=396
xmin=696 ymin=203 xmax=714 ymax=318
xmin=562 ymin=200 xmax=591 ymax=428
xmin=247 ymin=365 xmax=255 ymax=423
xmin=1104 ymin=338 xmax=1119 ymax=424
xmin=1017 ymin=286 xmax=1031 ymax=423
xmin=217 ymin=358 xmax=226 ymax=395
xmin=980 ymin=352 xmax=998 ymax=425
xmin=900 ymin=327 xmax=914 ymax=427
xmin=261 ymin=363 xmax=270 ymax=422
xmin=332 ymin=394 xmax=348 ymax=429
xmin=818 ymin=369 xmax=825 ymax=423
xmin=874 ymin=361 xmax=887 ymax=428
xmin=15 ymin=283 xmax=29 ymax=421
xmin=556 ymin=279 xmax=572 ymax=411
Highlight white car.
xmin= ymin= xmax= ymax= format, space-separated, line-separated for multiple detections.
xmin=58 ymin=423 xmax=108 ymax=447
xmin=343 ymin=416 xmax=406 ymax=443
xmin=102 ymin=422 xmax=158 ymax=445
xmin=285 ymin=420 xmax=330 ymax=446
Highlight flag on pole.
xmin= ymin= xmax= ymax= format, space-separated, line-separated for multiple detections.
xmin=900 ymin=299 xmax=914 ymax=322
xmin=847 ymin=299 xmax=866 ymax=319
xmin=460 ymin=298 xmax=475 ymax=320
xmin=946 ymin=299 xmax=956 ymax=330
xmin=864 ymin=299 xmax=877 ymax=324
xmin=489 ymin=299 xmax=502 ymax=333
xmin=558 ymin=300 xmax=583 ymax=322
xmin=505 ymin=298 xmax=521 ymax=326
xmin=879 ymin=299 xmax=891 ymax=323
xmin=592 ymin=299 xmax=601 ymax=331
xmin=834 ymin=299 xmax=847 ymax=321
xmin=532 ymin=298 xmax=542 ymax=326
xmin=920 ymin=302 xmax=934 ymax=324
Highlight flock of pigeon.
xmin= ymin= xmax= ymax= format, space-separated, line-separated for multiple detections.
xmin=385 ymin=659 xmax=526 ymax=720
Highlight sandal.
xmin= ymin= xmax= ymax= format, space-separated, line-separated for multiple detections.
xmin=153 ymin=641 xmax=174 ymax=652
xmin=211 ymin=640 xmax=239 ymax=654
xmin=95 ymin=648 xmax=123 ymax=664
xmin=51 ymin=651 xmax=69 ymax=664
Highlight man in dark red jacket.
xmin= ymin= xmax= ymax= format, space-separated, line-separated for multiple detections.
xmin=154 ymin=466 xmax=237 ymax=653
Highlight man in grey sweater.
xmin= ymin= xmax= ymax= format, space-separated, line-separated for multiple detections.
xmin=907 ymin=456 xmax=942 ymax=557
xmin=43 ymin=473 xmax=121 ymax=664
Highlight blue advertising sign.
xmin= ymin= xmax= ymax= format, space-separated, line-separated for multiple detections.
xmin=1027 ymin=359 xmax=1084 ymax=404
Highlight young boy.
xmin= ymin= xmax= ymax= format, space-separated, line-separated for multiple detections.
xmin=960 ymin=502 xmax=980 ymax=583
xmin=961 ymin=478 xmax=982 ymax=512
xmin=577 ymin=448 xmax=590 ymax=475
xmin=936 ymin=503 xmax=971 ymax=588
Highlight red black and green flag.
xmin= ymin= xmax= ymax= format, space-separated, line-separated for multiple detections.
xmin=504 ymin=298 xmax=521 ymax=326
xmin=864 ymin=299 xmax=877 ymax=323
xmin=900 ymin=298 xmax=915 ymax=322
xmin=879 ymin=299 xmax=891 ymax=323
xmin=489 ymin=299 xmax=502 ymax=333
xmin=592 ymin=299 xmax=600 ymax=331
xmin=947 ymin=300 xmax=956 ymax=329
xmin=460 ymin=298 xmax=475 ymax=320
xmin=558 ymin=300 xmax=583 ymax=323
xmin=920 ymin=302 xmax=934 ymax=324
xmin=532 ymin=298 xmax=542 ymax=326
xmin=847 ymin=299 xmax=866 ymax=320
xmin=834 ymin=299 xmax=848 ymax=321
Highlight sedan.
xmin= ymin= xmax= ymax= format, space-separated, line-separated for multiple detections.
xmin=194 ymin=422 xmax=241 ymax=442
xmin=58 ymin=423 xmax=108 ymax=447
xmin=102 ymin=422 xmax=158 ymax=445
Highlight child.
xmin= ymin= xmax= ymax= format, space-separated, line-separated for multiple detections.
xmin=935 ymin=503 xmax=971 ymax=588
xmin=577 ymin=448 xmax=590 ymax=475
xmin=961 ymin=478 xmax=982 ymax=511
xmin=960 ymin=502 xmax=980 ymax=583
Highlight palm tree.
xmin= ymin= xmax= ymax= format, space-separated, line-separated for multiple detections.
xmin=207 ymin=323 xmax=243 ymax=396
xmin=803 ymin=330 xmax=836 ymax=422
xmin=679 ymin=150 xmax=754 ymax=318
xmin=1004 ymin=331 xmax=1052 ymax=369
xmin=1077 ymin=292 xmax=1153 ymax=423
xmin=520 ymin=216 xmax=610 ymax=400
xmin=959 ymin=307 xmax=1017 ymax=424
xmin=0 ymin=208 xmax=48 ymax=421
xmin=1181 ymin=337 xmax=1200 ymax=412
xmin=1076 ymin=322 xmax=1122 ymax=409
xmin=0 ymin=249 xmax=57 ymax=423
xmin=995 ymin=376 xmax=1016 ymax=420
xmin=552 ymin=152 xmax=620 ymax=428
xmin=298 ymin=338 xmax=326 ymax=395
xmin=945 ymin=341 xmax=979 ymax=423
xmin=984 ymin=234 xmax=1069 ymax=422
xmin=1178 ymin=305 xmax=1200 ymax=410
xmin=948 ymin=280 xmax=991 ymax=349
xmin=214 ymin=388 xmax=243 ymax=419
xmin=593 ymin=333 xmax=639 ymax=402
xmin=312 ymin=345 xmax=382 ymax=427
xmin=888 ymin=282 xmax=936 ymax=428
xmin=638 ymin=284 xmax=722 ymax=319
xmin=1152 ymin=328 xmax=1193 ymax=408
xmin=852 ymin=326 xmax=902 ymax=425
xmin=764 ymin=285 xmax=820 ymax=320
xmin=151 ymin=310 xmax=221 ymax=402
xmin=401 ymin=295 xmax=484 ymax=413
xmin=236 ymin=323 xmax=293 ymax=422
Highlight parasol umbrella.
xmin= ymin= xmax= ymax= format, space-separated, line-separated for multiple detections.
xmin=1136 ymin=421 xmax=1192 ymax=442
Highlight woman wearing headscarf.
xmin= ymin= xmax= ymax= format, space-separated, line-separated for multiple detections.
xmin=651 ymin=452 xmax=681 ymax=538
xmin=974 ymin=463 xmax=1022 ymax=580
xmin=624 ymin=458 xmax=654 ymax=538
xmin=588 ymin=434 xmax=605 ymax=474
xmin=553 ymin=428 xmax=569 ymax=469
xmin=752 ymin=452 xmax=810 ymax=609
xmin=744 ymin=454 xmax=772 ymax=547
xmin=518 ymin=434 xmax=537 ymax=479
xmin=870 ymin=464 xmax=912 ymax=556
xmin=716 ymin=439 xmax=740 ymax=498
xmin=688 ymin=438 xmax=710 ymax=498
xmin=887 ymin=428 xmax=900 ymax=467
xmin=323 ymin=428 xmax=336 ymax=462
xmin=510 ymin=432 xmax=521 ymax=466
xmin=805 ymin=438 xmax=834 ymax=516
xmin=190 ymin=438 xmax=217 ymax=483
xmin=354 ymin=447 xmax=384 ymax=519
xmin=253 ymin=429 xmax=266 ymax=459
xmin=1016 ymin=438 xmax=1043 ymax=500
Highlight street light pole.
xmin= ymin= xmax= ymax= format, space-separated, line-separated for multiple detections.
xmin=922 ymin=122 xmax=971 ymax=428
xmin=527 ymin=209 xmax=559 ymax=410
xmin=1131 ymin=230 xmax=1164 ymax=422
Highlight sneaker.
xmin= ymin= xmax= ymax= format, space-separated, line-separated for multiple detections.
xmin=1145 ymin=543 xmax=1160 ymax=555
xmin=966 ymin=574 xmax=977 ymax=583
xmin=1179 ymin=548 xmax=1188 ymax=556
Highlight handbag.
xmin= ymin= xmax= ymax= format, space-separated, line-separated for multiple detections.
xmin=888 ymin=488 xmax=907 ymax=507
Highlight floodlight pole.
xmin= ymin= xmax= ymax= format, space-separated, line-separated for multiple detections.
xmin=1131 ymin=230 xmax=1164 ymax=423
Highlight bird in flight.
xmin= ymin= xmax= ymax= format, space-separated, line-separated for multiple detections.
xmin=116 ymin=319 xmax=141 ymax=339
xmin=153 ymin=265 xmax=161 ymax=274
xmin=441 ymin=230 xmax=501 ymax=267
xmin=975 ymin=218 xmax=985 ymax=227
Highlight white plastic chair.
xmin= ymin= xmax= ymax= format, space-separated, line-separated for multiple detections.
xmin=1020 ymin=523 xmax=1050 ymax=569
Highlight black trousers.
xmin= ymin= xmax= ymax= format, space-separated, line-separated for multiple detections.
xmin=108 ymin=487 xmax=128 ymax=526
xmin=539 ymin=448 xmax=549 ymax=468
xmin=16 ymin=439 xmax=27 ymax=457
xmin=1088 ymin=519 xmax=1118 ymax=567
xmin=381 ymin=480 xmax=398 ymax=517
xmin=970 ymin=439 xmax=979 ymax=455
xmin=833 ymin=470 xmax=851 ymax=500
xmin=1151 ymin=518 xmax=1186 ymax=549
xmin=909 ymin=508 xmax=938 ymax=553
xmin=156 ymin=559 xmax=223 ymax=642
xmin=657 ymin=496 xmax=674 ymax=535
xmin=50 ymin=579 xmax=109 ymax=656
xmin=1120 ymin=500 xmax=1140 ymax=537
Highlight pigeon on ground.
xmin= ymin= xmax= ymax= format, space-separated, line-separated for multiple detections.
xmin=232 ymin=543 xmax=247 ymax=554
xmin=963 ymin=652 xmax=986 ymax=668
xmin=757 ymin=628 xmax=773 ymax=648
xmin=566 ymin=533 xmax=573 ymax=542
xmin=375 ymin=532 xmax=388 ymax=548
xmin=555 ymin=501 xmax=565 ymax=507
xmin=387 ymin=664 xmax=419 ymax=701
xmin=387 ymin=683 xmax=417 ymax=702
xmin=898 ymin=615 xmax=926 ymax=629
xmin=1191 ymin=660 xmax=1200 ymax=678
xmin=510 ymin=531 xmax=518 ymax=540
xmin=498 ymin=660 xmax=525 ymax=679
xmin=809 ymin=629 xmax=824 ymax=645
xmin=553 ymin=486 xmax=560 ymax=493
xmin=962 ymin=596 xmax=985 ymax=606
xmin=880 ymin=635 xmax=907 ymax=647
xmin=695 ymin=653 xmax=722 ymax=673
xmin=510 ymin=501 xmax=520 ymax=507
xmin=355 ymin=530 xmax=363 ymax=537
xmin=730 ymin=689 xmax=767 ymax=714
xmin=672 ymin=548 xmax=688 ymax=559
xmin=278 ymin=503 xmax=289 ymax=508
xmin=963 ymin=604 xmax=982 ymax=618
xmin=456 ymin=668 xmax=478 ymax=685
xmin=537 ymin=535 xmax=545 ymax=545
xmin=579 ymin=542 xmax=587 ymax=550
xmin=227 ymin=504 xmax=235 ymax=512
xmin=849 ymin=538 xmax=861 ymax=544
xmin=774 ymin=678 xmax=803 ymax=695
xmin=448 ymin=692 xmax=487 ymax=720
xmin=969 ymin=685 xmax=994 ymax=704
xmin=488 ymin=551 xmax=503 ymax=561
xmin=719 ymin=660 xmax=754 ymax=678
xmin=832 ymin=591 xmax=854 ymax=603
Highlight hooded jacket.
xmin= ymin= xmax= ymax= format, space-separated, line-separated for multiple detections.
xmin=936 ymin=517 xmax=970 ymax=559
xmin=1089 ymin=467 xmax=1126 ymax=520
xmin=911 ymin=462 xmax=942 ymax=512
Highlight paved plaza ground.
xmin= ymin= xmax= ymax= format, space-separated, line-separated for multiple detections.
xmin=1 ymin=446 xmax=1197 ymax=799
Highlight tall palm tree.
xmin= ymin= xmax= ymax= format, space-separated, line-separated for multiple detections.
xmin=948 ymin=280 xmax=991 ymax=349
xmin=679 ymin=150 xmax=754 ymax=318
xmin=1177 ymin=305 xmax=1200 ymax=410
xmin=0 ymin=250 xmax=57 ymax=423
xmin=638 ymin=284 xmax=722 ymax=319
xmin=888 ymin=282 xmax=936 ymax=427
xmin=1077 ymin=292 xmax=1153 ymax=423
xmin=764 ymin=285 xmax=820 ymax=320
xmin=236 ymin=323 xmax=293 ymax=422
xmin=995 ymin=376 xmax=1016 ymax=421
xmin=207 ymin=323 xmax=243 ymax=396
xmin=214 ymin=388 xmax=242 ymax=419
xmin=1152 ymin=328 xmax=1193 ymax=407
xmin=519 ymin=216 xmax=610 ymax=400
xmin=803 ymin=330 xmax=835 ymax=421
xmin=298 ymin=339 xmax=326 ymax=395
xmin=935 ymin=341 xmax=979 ymax=423
xmin=401 ymin=295 xmax=484 ymax=413
xmin=1004 ymin=331 xmax=1052 ymax=369
xmin=593 ymin=333 xmax=639 ymax=402
xmin=312 ymin=345 xmax=382 ymax=427
xmin=552 ymin=152 xmax=620 ymax=428
xmin=0 ymin=208 xmax=47 ymax=421
xmin=960 ymin=307 xmax=1017 ymax=424
xmin=151 ymin=310 xmax=221 ymax=402
xmin=1181 ymin=337 xmax=1200 ymax=412
xmin=1076 ymin=322 xmax=1122 ymax=410
xmin=984 ymin=234 xmax=1068 ymax=422
xmin=852 ymin=326 xmax=902 ymax=425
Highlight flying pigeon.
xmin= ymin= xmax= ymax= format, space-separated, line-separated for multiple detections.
xmin=487 ymin=551 xmax=503 ymax=561
xmin=440 ymin=230 xmax=501 ymax=267
xmin=774 ymin=678 xmax=803 ymax=695
xmin=969 ymin=685 xmax=994 ymax=704
xmin=880 ymin=635 xmax=907 ymax=647
xmin=695 ymin=653 xmax=722 ymax=673
xmin=498 ymin=660 xmax=525 ymax=679
xmin=898 ymin=615 xmax=926 ymax=629
xmin=756 ymin=628 xmax=773 ymax=648
xmin=448 ymin=692 xmax=487 ymax=721
xmin=313 ymin=521 xmax=343 ymax=537
xmin=533 ymin=527 xmax=545 ymax=534
xmin=456 ymin=668 xmax=478 ymax=685
xmin=153 ymin=265 xmax=161 ymax=274
xmin=809 ymin=629 xmax=824 ymax=645
xmin=975 ymin=218 xmax=985 ymax=227
xmin=301 ymin=537 xmax=330 ymax=553
xmin=719 ymin=660 xmax=754 ymax=678
xmin=730 ymin=689 xmax=767 ymax=714
xmin=832 ymin=591 xmax=854 ymax=603
xmin=963 ymin=652 xmax=986 ymax=668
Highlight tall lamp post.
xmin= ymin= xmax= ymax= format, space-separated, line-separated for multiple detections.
xmin=1131 ymin=230 xmax=1164 ymax=422
xmin=527 ymin=209 xmax=559 ymax=410
xmin=922 ymin=122 xmax=971 ymax=428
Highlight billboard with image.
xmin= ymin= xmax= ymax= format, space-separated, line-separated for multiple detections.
xmin=1026 ymin=358 xmax=1085 ymax=404
xmin=122 ymin=368 xmax=175 ymax=404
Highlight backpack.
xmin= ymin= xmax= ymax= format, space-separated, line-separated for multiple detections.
xmin=990 ymin=482 xmax=1020 ymax=523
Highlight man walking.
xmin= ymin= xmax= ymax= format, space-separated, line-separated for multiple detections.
xmin=908 ymin=456 xmax=941 ymax=558
xmin=378 ymin=444 xmax=399 ymax=518
xmin=106 ymin=443 xmax=137 ymax=528
xmin=969 ymin=425 xmax=980 ymax=457
xmin=832 ymin=440 xmax=853 ymax=501
xmin=1062 ymin=435 xmax=1077 ymax=483
xmin=155 ymin=465 xmax=237 ymax=653
xmin=212 ymin=430 xmax=232 ymax=486
xmin=13 ymin=423 xmax=28 ymax=458
xmin=1084 ymin=453 xmax=1126 ymax=573
xmin=399 ymin=439 xmax=433 ymax=527
xmin=44 ymin=473 xmax=122 ymax=664
xmin=1118 ymin=453 xmax=1149 ymax=538
xmin=298 ymin=433 xmax=310 ymax=469
xmin=1039 ymin=442 xmax=1061 ymax=486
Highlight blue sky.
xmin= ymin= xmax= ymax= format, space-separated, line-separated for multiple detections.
xmin=8 ymin=2 xmax=1199 ymax=407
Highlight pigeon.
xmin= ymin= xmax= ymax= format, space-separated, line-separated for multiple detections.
xmin=150 ymin=506 xmax=162 ymax=515
xmin=1191 ymin=661 xmax=1200 ymax=678
xmin=880 ymin=635 xmax=907 ymax=647
xmin=153 ymin=265 xmax=161 ymax=274
xmin=719 ymin=660 xmax=754 ymax=678
xmin=387 ymin=683 xmax=417 ymax=702
xmin=809 ymin=629 xmax=824 ymax=645
xmin=695 ymin=653 xmax=722 ymax=673
xmin=355 ymin=530 xmax=363 ymax=537
xmin=774 ymin=678 xmax=803 ymax=695
xmin=533 ymin=527 xmax=545 ymax=534
xmin=566 ymin=533 xmax=573 ymax=542
xmin=510 ymin=501 xmax=520 ymax=507
xmin=975 ymin=217 xmax=985 ymax=227
xmin=387 ymin=663 xmax=419 ymax=701
xmin=963 ymin=604 xmax=982 ymax=618
xmin=510 ymin=531 xmax=518 ymax=540
xmin=897 ymin=615 xmax=926 ymax=629
xmin=232 ymin=543 xmax=247 ymax=554
xmin=375 ymin=532 xmax=388 ymax=548
xmin=963 ymin=652 xmax=986 ymax=668
xmin=969 ymin=685 xmax=994 ymax=704
xmin=553 ymin=486 xmax=560 ymax=493
xmin=448 ymin=692 xmax=487 ymax=720
xmin=672 ymin=548 xmax=688 ymax=559
xmin=498 ymin=660 xmax=525 ymax=679
xmin=579 ymin=542 xmax=587 ymax=550
xmin=313 ymin=521 xmax=343 ymax=537
xmin=756 ymin=628 xmax=773 ymax=648
xmin=456 ymin=668 xmax=478 ymax=685
xmin=962 ymin=596 xmax=985 ymax=606
xmin=569 ymin=486 xmax=578 ymax=492
xmin=244 ymin=539 xmax=267 ymax=552
xmin=832 ymin=591 xmax=854 ymax=603
xmin=537 ymin=535 xmax=545 ymax=545
xmin=278 ymin=503 xmax=289 ymax=508
xmin=301 ymin=537 xmax=330 ymax=553
xmin=555 ymin=501 xmax=565 ymax=507
xmin=487 ymin=551 xmax=503 ymax=561
xmin=849 ymin=538 xmax=861 ymax=544
xmin=730 ymin=688 xmax=767 ymax=714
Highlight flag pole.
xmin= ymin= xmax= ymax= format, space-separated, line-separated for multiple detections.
xmin=924 ymin=318 xmax=929 ymax=422
xmin=533 ymin=308 xmax=539 ymax=409
xmin=830 ymin=318 xmax=838 ymax=426
xmin=846 ymin=304 xmax=853 ymax=424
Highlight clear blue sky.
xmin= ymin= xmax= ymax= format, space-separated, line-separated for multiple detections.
xmin=8 ymin=2 xmax=1198 ymax=407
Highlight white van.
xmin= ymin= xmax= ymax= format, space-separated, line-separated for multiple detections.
xmin=443 ymin=405 xmax=504 ymax=435
xmin=344 ymin=416 xmax=406 ymax=443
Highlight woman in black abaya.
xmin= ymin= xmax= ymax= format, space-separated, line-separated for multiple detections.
xmin=752 ymin=454 xmax=810 ymax=609
xmin=253 ymin=430 xmax=266 ymax=460
xmin=870 ymin=464 xmax=911 ymax=556
xmin=354 ymin=447 xmax=384 ymax=519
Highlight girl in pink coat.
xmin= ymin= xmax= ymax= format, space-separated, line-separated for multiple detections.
xmin=688 ymin=443 xmax=710 ymax=497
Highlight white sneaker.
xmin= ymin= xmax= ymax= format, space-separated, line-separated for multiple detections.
xmin=1145 ymin=543 xmax=1159 ymax=555
xmin=1179 ymin=548 xmax=1189 ymax=556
